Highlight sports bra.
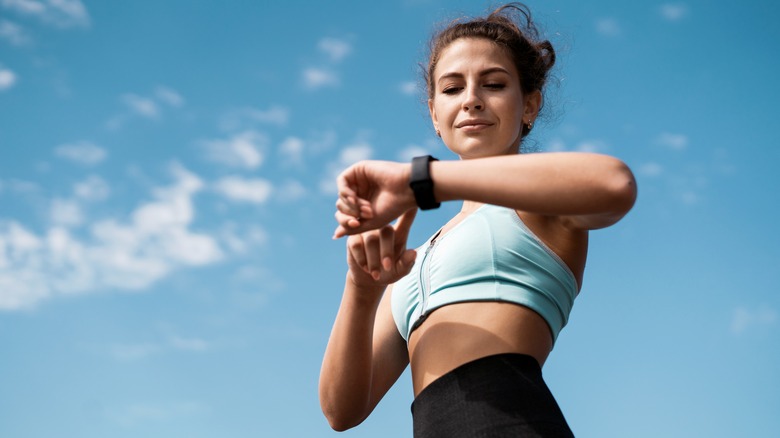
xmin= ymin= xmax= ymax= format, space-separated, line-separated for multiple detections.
xmin=390 ymin=204 xmax=579 ymax=345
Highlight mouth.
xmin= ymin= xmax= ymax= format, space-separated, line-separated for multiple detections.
xmin=456 ymin=119 xmax=493 ymax=132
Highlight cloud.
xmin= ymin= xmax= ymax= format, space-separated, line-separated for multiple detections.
xmin=54 ymin=141 xmax=107 ymax=165
xmin=168 ymin=334 xmax=209 ymax=352
xmin=213 ymin=176 xmax=273 ymax=204
xmin=398 ymin=144 xmax=429 ymax=162
xmin=219 ymin=105 xmax=289 ymax=131
xmin=275 ymin=179 xmax=306 ymax=202
xmin=318 ymin=37 xmax=352 ymax=62
xmin=320 ymin=142 xmax=373 ymax=194
xmin=50 ymin=198 xmax=83 ymax=226
xmin=0 ymin=163 xmax=225 ymax=311
xmin=278 ymin=136 xmax=304 ymax=166
xmin=595 ymin=18 xmax=621 ymax=37
xmin=731 ymin=305 xmax=777 ymax=334
xmin=154 ymin=86 xmax=184 ymax=107
xmin=110 ymin=343 xmax=160 ymax=361
xmin=121 ymin=93 xmax=160 ymax=119
xmin=0 ymin=66 xmax=17 ymax=90
xmin=1 ymin=0 xmax=90 ymax=28
xmin=303 ymin=67 xmax=339 ymax=89
xmin=637 ymin=162 xmax=663 ymax=177
xmin=220 ymin=222 xmax=267 ymax=254
xmin=0 ymin=19 xmax=31 ymax=45
xmin=656 ymin=132 xmax=688 ymax=150
xmin=201 ymin=130 xmax=266 ymax=169
xmin=660 ymin=3 xmax=689 ymax=21
xmin=74 ymin=175 xmax=110 ymax=201
xmin=399 ymin=81 xmax=418 ymax=96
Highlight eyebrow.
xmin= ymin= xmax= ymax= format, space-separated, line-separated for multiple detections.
xmin=436 ymin=67 xmax=512 ymax=83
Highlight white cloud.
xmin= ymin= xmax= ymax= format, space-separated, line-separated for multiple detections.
xmin=1 ymin=0 xmax=90 ymax=28
xmin=279 ymin=136 xmax=304 ymax=166
xmin=318 ymin=37 xmax=352 ymax=62
xmin=660 ymin=3 xmax=688 ymax=21
xmin=219 ymin=106 xmax=289 ymax=130
xmin=168 ymin=334 xmax=209 ymax=352
xmin=54 ymin=141 xmax=107 ymax=165
xmin=595 ymin=18 xmax=621 ymax=37
xmin=213 ymin=176 xmax=273 ymax=204
xmin=50 ymin=198 xmax=83 ymax=226
xmin=0 ymin=19 xmax=31 ymax=45
xmin=656 ymin=132 xmax=688 ymax=150
xmin=110 ymin=343 xmax=160 ymax=361
xmin=121 ymin=93 xmax=160 ymax=119
xmin=399 ymin=81 xmax=418 ymax=96
xmin=275 ymin=179 xmax=306 ymax=202
xmin=303 ymin=67 xmax=339 ymax=89
xmin=320 ymin=142 xmax=373 ymax=194
xmin=731 ymin=305 xmax=777 ymax=334
xmin=0 ymin=66 xmax=17 ymax=90
xmin=154 ymin=86 xmax=184 ymax=107
xmin=637 ymin=162 xmax=663 ymax=177
xmin=0 ymin=163 xmax=225 ymax=310
xmin=220 ymin=222 xmax=267 ymax=254
xmin=575 ymin=140 xmax=608 ymax=153
xmin=74 ymin=175 xmax=110 ymax=201
xmin=398 ymin=144 xmax=429 ymax=162
xmin=201 ymin=130 xmax=266 ymax=169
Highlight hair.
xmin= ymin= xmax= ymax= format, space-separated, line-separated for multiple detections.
xmin=424 ymin=3 xmax=556 ymax=138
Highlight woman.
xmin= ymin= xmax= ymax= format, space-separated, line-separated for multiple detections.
xmin=319 ymin=3 xmax=636 ymax=437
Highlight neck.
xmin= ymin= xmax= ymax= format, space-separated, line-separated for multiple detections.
xmin=460 ymin=200 xmax=484 ymax=214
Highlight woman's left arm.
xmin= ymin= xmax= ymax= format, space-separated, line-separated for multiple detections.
xmin=334 ymin=152 xmax=636 ymax=237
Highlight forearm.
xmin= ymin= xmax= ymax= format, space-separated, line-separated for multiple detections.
xmin=319 ymin=274 xmax=384 ymax=430
xmin=431 ymin=152 xmax=637 ymax=226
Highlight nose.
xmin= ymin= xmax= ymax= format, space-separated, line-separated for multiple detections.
xmin=462 ymin=85 xmax=483 ymax=111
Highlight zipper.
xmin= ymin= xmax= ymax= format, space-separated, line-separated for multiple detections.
xmin=412 ymin=229 xmax=441 ymax=332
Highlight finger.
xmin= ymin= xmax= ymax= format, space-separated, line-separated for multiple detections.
xmin=336 ymin=167 xmax=358 ymax=199
xmin=336 ymin=197 xmax=360 ymax=218
xmin=379 ymin=226 xmax=394 ymax=271
xmin=347 ymin=236 xmax=368 ymax=271
xmin=335 ymin=211 xmax=361 ymax=229
xmin=363 ymin=232 xmax=382 ymax=280
xmin=392 ymin=208 xmax=418 ymax=252
xmin=395 ymin=249 xmax=418 ymax=275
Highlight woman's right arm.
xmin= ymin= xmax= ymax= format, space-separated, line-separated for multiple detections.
xmin=319 ymin=209 xmax=417 ymax=431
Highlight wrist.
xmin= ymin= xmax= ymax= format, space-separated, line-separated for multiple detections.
xmin=408 ymin=155 xmax=440 ymax=210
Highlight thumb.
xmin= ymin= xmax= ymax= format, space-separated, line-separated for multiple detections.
xmin=395 ymin=249 xmax=417 ymax=275
xmin=393 ymin=208 xmax=417 ymax=247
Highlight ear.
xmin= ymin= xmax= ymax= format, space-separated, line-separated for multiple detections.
xmin=428 ymin=98 xmax=439 ymax=132
xmin=523 ymin=90 xmax=542 ymax=123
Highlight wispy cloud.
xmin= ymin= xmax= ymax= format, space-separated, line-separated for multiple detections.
xmin=201 ymin=130 xmax=266 ymax=169
xmin=107 ymin=86 xmax=184 ymax=129
xmin=0 ymin=163 xmax=225 ymax=311
xmin=660 ymin=3 xmax=689 ymax=22
xmin=1 ymin=0 xmax=90 ymax=29
xmin=398 ymin=144 xmax=429 ymax=162
xmin=213 ymin=176 xmax=273 ymax=204
xmin=278 ymin=136 xmax=304 ymax=166
xmin=74 ymin=175 xmax=110 ymax=201
xmin=0 ymin=19 xmax=31 ymax=45
xmin=219 ymin=105 xmax=289 ymax=131
xmin=595 ymin=18 xmax=621 ymax=37
xmin=303 ymin=67 xmax=339 ymax=89
xmin=154 ymin=86 xmax=184 ymax=107
xmin=399 ymin=81 xmax=418 ymax=96
xmin=50 ymin=198 xmax=83 ymax=227
xmin=0 ymin=65 xmax=17 ymax=91
xmin=275 ymin=179 xmax=306 ymax=202
xmin=637 ymin=162 xmax=663 ymax=177
xmin=731 ymin=305 xmax=777 ymax=335
xmin=320 ymin=142 xmax=373 ymax=194
xmin=121 ymin=93 xmax=160 ymax=119
xmin=656 ymin=132 xmax=688 ymax=150
xmin=54 ymin=141 xmax=107 ymax=165
xmin=318 ymin=37 xmax=352 ymax=63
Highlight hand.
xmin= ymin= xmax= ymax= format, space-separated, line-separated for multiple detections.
xmin=346 ymin=208 xmax=418 ymax=288
xmin=333 ymin=160 xmax=416 ymax=239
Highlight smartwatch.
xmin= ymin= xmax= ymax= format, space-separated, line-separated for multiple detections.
xmin=409 ymin=155 xmax=440 ymax=210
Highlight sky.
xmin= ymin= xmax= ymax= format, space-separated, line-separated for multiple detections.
xmin=1 ymin=0 xmax=779 ymax=437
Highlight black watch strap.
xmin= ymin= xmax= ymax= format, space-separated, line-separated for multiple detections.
xmin=409 ymin=155 xmax=440 ymax=210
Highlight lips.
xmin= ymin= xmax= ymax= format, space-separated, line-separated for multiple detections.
xmin=455 ymin=119 xmax=493 ymax=129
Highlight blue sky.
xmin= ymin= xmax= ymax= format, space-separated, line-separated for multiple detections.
xmin=1 ymin=0 xmax=779 ymax=436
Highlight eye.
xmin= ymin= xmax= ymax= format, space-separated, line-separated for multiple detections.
xmin=441 ymin=87 xmax=462 ymax=95
xmin=484 ymin=83 xmax=506 ymax=90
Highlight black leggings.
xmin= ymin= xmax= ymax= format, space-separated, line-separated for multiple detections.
xmin=411 ymin=353 xmax=574 ymax=438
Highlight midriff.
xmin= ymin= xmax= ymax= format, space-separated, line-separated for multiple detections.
xmin=408 ymin=301 xmax=553 ymax=396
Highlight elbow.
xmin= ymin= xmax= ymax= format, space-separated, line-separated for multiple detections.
xmin=605 ymin=158 xmax=637 ymax=217
xmin=322 ymin=407 xmax=364 ymax=432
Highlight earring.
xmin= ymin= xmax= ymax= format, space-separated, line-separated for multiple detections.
xmin=525 ymin=120 xmax=534 ymax=130
xmin=436 ymin=129 xmax=441 ymax=137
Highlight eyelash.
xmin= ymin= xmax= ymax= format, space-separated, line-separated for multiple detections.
xmin=441 ymin=83 xmax=506 ymax=95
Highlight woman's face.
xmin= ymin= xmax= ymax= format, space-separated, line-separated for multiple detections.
xmin=429 ymin=37 xmax=540 ymax=158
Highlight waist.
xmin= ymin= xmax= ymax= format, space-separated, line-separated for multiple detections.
xmin=408 ymin=301 xmax=553 ymax=396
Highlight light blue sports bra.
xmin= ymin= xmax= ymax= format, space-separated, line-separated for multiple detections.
xmin=390 ymin=204 xmax=579 ymax=345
